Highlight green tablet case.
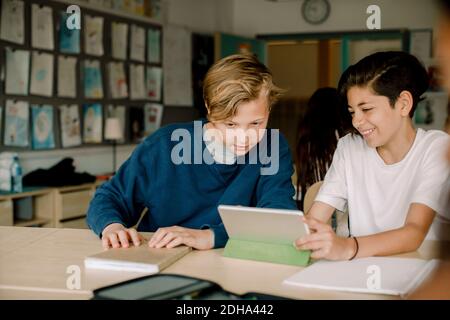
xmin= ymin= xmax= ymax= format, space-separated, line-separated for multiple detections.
xmin=223 ymin=238 xmax=311 ymax=266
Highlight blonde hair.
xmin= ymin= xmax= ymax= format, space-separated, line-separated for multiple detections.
xmin=203 ymin=54 xmax=284 ymax=121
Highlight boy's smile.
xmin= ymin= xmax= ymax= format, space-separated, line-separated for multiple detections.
xmin=347 ymin=86 xmax=416 ymax=164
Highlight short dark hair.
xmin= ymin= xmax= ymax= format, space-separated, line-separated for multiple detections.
xmin=337 ymin=51 xmax=429 ymax=118
xmin=438 ymin=0 xmax=450 ymax=14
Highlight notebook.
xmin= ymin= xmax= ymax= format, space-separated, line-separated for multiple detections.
xmin=84 ymin=244 xmax=191 ymax=273
xmin=283 ymin=257 xmax=439 ymax=297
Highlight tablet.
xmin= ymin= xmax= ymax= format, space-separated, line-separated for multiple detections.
xmin=218 ymin=205 xmax=310 ymax=245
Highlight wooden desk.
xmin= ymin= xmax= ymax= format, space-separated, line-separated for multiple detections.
xmin=0 ymin=226 xmax=448 ymax=300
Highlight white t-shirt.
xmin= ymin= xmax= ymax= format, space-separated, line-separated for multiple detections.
xmin=315 ymin=129 xmax=450 ymax=240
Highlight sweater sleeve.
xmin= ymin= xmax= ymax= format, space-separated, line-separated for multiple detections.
xmin=255 ymin=131 xmax=298 ymax=210
xmin=86 ymin=142 xmax=150 ymax=237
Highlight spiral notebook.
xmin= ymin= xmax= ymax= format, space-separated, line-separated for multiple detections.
xmin=85 ymin=244 xmax=191 ymax=274
xmin=283 ymin=257 xmax=439 ymax=297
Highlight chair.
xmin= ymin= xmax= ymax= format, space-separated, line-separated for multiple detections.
xmin=303 ymin=181 xmax=323 ymax=214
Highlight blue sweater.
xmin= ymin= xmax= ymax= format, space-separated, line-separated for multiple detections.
xmin=86 ymin=120 xmax=297 ymax=248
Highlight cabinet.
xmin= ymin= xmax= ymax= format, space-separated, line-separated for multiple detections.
xmin=54 ymin=183 xmax=102 ymax=229
xmin=0 ymin=181 xmax=104 ymax=229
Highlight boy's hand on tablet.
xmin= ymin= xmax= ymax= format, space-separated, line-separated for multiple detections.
xmin=294 ymin=217 xmax=356 ymax=261
xmin=101 ymin=223 xmax=145 ymax=250
xmin=148 ymin=226 xmax=214 ymax=250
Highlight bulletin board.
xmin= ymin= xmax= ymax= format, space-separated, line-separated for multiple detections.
xmin=0 ymin=0 xmax=164 ymax=151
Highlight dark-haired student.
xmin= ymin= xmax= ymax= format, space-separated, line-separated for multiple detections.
xmin=294 ymin=51 xmax=450 ymax=261
xmin=295 ymin=87 xmax=352 ymax=210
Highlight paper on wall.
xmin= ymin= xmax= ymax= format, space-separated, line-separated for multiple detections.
xmin=30 ymin=51 xmax=54 ymax=97
xmin=31 ymin=4 xmax=54 ymax=50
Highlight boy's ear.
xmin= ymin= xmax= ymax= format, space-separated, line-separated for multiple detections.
xmin=397 ymin=90 xmax=414 ymax=116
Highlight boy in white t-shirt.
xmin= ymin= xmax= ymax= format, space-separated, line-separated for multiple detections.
xmin=295 ymin=51 xmax=450 ymax=261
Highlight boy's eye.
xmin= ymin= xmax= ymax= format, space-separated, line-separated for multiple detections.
xmin=251 ymin=122 xmax=260 ymax=126
xmin=225 ymin=123 xmax=235 ymax=128
xmin=362 ymin=108 xmax=373 ymax=112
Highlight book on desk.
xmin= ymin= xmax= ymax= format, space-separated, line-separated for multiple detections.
xmin=283 ymin=257 xmax=439 ymax=297
xmin=84 ymin=244 xmax=191 ymax=273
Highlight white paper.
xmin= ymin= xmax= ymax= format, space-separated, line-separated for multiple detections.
xmin=4 ymin=100 xmax=29 ymax=147
xmin=147 ymin=28 xmax=161 ymax=63
xmin=31 ymin=4 xmax=54 ymax=50
xmin=58 ymin=56 xmax=77 ymax=98
xmin=84 ymin=60 xmax=104 ymax=99
xmin=144 ymin=103 xmax=163 ymax=135
xmin=5 ymin=48 xmax=30 ymax=95
xmin=146 ymin=66 xmax=162 ymax=101
xmin=30 ymin=51 xmax=54 ymax=97
xmin=283 ymin=257 xmax=439 ymax=297
xmin=59 ymin=104 xmax=81 ymax=148
xmin=129 ymin=64 xmax=146 ymax=100
xmin=108 ymin=62 xmax=128 ymax=99
xmin=106 ymin=105 xmax=126 ymax=143
xmin=130 ymin=24 xmax=145 ymax=62
xmin=0 ymin=0 xmax=25 ymax=44
xmin=85 ymin=15 xmax=104 ymax=56
xmin=111 ymin=22 xmax=128 ymax=60
xmin=83 ymin=104 xmax=103 ymax=143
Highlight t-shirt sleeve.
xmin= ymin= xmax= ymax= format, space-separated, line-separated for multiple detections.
xmin=315 ymin=138 xmax=348 ymax=212
xmin=411 ymin=134 xmax=450 ymax=218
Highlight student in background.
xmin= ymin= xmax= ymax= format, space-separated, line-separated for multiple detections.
xmin=294 ymin=51 xmax=450 ymax=260
xmin=87 ymin=54 xmax=297 ymax=250
xmin=295 ymin=87 xmax=352 ymax=210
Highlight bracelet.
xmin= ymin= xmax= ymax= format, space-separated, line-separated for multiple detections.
xmin=349 ymin=236 xmax=359 ymax=260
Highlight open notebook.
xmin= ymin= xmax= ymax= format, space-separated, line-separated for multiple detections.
xmin=283 ymin=257 xmax=439 ymax=297
xmin=84 ymin=244 xmax=191 ymax=273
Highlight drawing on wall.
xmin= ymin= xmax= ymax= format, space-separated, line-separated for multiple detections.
xmin=59 ymin=11 xmax=80 ymax=54
xmin=31 ymin=4 xmax=54 ymax=50
xmin=58 ymin=55 xmax=77 ymax=98
xmin=0 ymin=0 xmax=25 ymax=44
xmin=84 ymin=60 xmax=104 ymax=99
xmin=130 ymin=24 xmax=145 ymax=62
xmin=146 ymin=66 xmax=162 ymax=101
xmin=106 ymin=105 xmax=126 ymax=143
xmin=4 ymin=100 xmax=29 ymax=147
xmin=108 ymin=62 xmax=128 ymax=99
xmin=5 ymin=47 xmax=30 ymax=95
xmin=31 ymin=105 xmax=55 ymax=150
xmin=83 ymin=103 xmax=103 ymax=143
xmin=60 ymin=104 xmax=81 ymax=148
xmin=85 ymin=15 xmax=104 ymax=56
xmin=147 ymin=28 xmax=161 ymax=63
xmin=30 ymin=51 xmax=54 ymax=97
xmin=112 ymin=22 xmax=128 ymax=60
xmin=144 ymin=103 xmax=163 ymax=136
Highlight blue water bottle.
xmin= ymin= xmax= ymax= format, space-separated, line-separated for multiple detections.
xmin=11 ymin=156 xmax=23 ymax=193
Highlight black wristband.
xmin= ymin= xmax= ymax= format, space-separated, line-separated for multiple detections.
xmin=349 ymin=236 xmax=359 ymax=260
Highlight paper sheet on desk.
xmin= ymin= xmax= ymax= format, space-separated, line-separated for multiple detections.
xmin=283 ymin=257 xmax=439 ymax=297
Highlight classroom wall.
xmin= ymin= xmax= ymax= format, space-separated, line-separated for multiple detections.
xmin=13 ymin=0 xmax=441 ymax=175
xmin=231 ymin=0 xmax=439 ymax=37
xmin=165 ymin=0 xmax=234 ymax=34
